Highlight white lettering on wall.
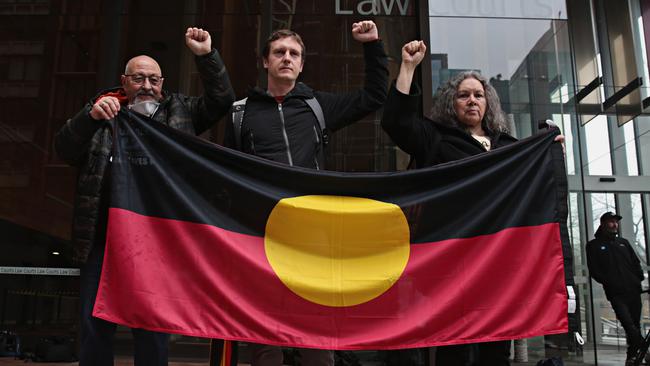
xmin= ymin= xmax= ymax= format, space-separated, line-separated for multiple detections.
xmin=428 ymin=0 xmax=562 ymax=19
xmin=335 ymin=0 xmax=411 ymax=16
xmin=381 ymin=0 xmax=410 ymax=15
xmin=336 ymin=0 xmax=353 ymax=14
xmin=0 ymin=266 xmax=80 ymax=276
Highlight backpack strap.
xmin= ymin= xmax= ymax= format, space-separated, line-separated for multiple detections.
xmin=304 ymin=97 xmax=328 ymax=146
xmin=232 ymin=96 xmax=327 ymax=150
xmin=231 ymin=97 xmax=248 ymax=150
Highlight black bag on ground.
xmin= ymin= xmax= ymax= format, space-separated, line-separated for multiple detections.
xmin=536 ymin=356 xmax=564 ymax=366
xmin=0 ymin=330 xmax=21 ymax=357
xmin=33 ymin=336 xmax=76 ymax=362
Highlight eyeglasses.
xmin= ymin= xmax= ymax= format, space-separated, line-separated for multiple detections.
xmin=124 ymin=74 xmax=164 ymax=86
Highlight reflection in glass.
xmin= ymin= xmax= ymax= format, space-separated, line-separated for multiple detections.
xmin=1 ymin=2 xmax=419 ymax=362
xmin=428 ymin=17 xmax=572 ymax=139
xmin=568 ymin=0 xmax=602 ymax=125
xmin=636 ymin=116 xmax=650 ymax=176
xmin=624 ymin=122 xmax=639 ymax=176
xmin=587 ymin=192 xmax=621 ymax=351
xmin=569 ymin=192 xmax=582 ymax=265
xmin=584 ymin=116 xmax=613 ymax=175
xmin=429 ymin=17 xmax=554 ymax=86
xmin=590 ymin=193 xmax=615 ymax=229
xmin=428 ymin=0 xmax=567 ymax=19
xmin=601 ymin=0 xmax=643 ymax=126
xmin=554 ymin=113 xmax=575 ymax=175
xmin=630 ymin=194 xmax=647 ymax=260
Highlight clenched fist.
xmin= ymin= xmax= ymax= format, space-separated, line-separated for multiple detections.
xmin=401 ymin=40 xmax=426 ymax=68
xmin=185 ymin=27 xmax=212 ymax=56
xmin=352 ymin=21 xmax=379 ymax=43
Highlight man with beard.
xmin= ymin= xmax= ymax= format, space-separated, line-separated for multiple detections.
xmin=587 ymin=212 xmax=645 ymax=366
xmin=55 ymin=27 xmax=235 ymax=365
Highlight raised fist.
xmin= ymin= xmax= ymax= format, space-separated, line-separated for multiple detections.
xmin=352 ymin=21 xmax=379 ymax=43
xmin=401 ymin=40 xmax=426 ymax=68
xmin=185 ymin=27 xmax=212 ymax=56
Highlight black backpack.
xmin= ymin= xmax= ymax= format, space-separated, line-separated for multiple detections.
xmin=536 ymin=356 xmax=564 ymax=366
xmin=230 ymin=96 xmax=328 ymax=151
xmin=32 ymin=336 xmax=76 ymax=362
xmin=0 ymin=330 xmax=21 ymax=357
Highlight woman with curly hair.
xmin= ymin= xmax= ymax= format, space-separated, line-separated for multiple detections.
xmin=382 ymin=40 xmax=516 ymax=170
xmin=381 ymin=40 xmax=564 ymax=365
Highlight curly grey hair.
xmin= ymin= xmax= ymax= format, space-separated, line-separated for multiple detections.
xmin=430 ymin=71 xmax=508 ymax=134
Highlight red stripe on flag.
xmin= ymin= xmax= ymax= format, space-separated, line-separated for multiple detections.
xmin=94 ymin=208 xmax=567 ymax=350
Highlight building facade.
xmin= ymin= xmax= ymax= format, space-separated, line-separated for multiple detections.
xmin=0 ymin=0 xmax=649 ymax=364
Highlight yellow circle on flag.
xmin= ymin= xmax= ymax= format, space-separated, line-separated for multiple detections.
xmin=264 ymin=195 xmax=410 ymax=307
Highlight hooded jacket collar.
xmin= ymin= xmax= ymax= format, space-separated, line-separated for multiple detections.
xmin=248 ymin=82 xmax=315 ymax=101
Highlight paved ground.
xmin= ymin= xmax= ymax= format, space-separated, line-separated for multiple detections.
xmin=0 ymin=354 xmax=634 ymax=366
xmin=0 ymin=343 xmax=637 ymax=365
xmin=0 ymin=359 xmax=204 ymax=366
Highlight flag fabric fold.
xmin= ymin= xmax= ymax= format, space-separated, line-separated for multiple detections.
xmin=93 ymin=110 xmax=569 ymax=350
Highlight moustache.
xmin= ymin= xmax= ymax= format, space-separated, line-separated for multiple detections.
xmin=136 ymin=91 xmax=156 ymax=97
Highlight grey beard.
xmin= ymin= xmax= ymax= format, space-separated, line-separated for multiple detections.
xmin=129 ymin=100 xmax=160 ymax=117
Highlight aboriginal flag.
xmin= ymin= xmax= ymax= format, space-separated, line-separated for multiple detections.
xmin=93 ymin=111 xmax=570 ymax=350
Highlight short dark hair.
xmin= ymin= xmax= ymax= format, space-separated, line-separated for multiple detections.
xmin=263 ymin=29 xmax=306 ymax=62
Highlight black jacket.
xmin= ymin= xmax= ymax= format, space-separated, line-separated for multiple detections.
xmin=381 ymin=82 xmax=579 ymax=333
xmin=380 ymin=83 xmax=517 ymax=167
xmin=587 ymin=228 xmax=643 ymax=299
xmin=54 ymin=49 xmax=235 ymax=263
xmin=224 ymin=40 xmax=388 ymax=169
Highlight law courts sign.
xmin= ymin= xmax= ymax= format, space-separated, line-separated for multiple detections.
xmin=335 ymin=0 xmax=412 ymax=16
xmin=428 ymin=0 xmax=567 ymax=19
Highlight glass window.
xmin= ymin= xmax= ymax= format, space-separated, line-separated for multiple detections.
xmin=589 ymin=193 xmax=615 ymax=229
xmin=429 ymin=17 xmax=555 ymax=88
xmin=428 ymin=16 xmax=572 ymax=139
xmin=585 ymin=192 xmax=648 ymax=362
xmin=428 ymin=0 xmax=567 ymax=19
xmin=569 ymin=192 xmax=582 ymax=266
xmin=564 ymin=114 xmax=576 ymax=175
xmin=583 ymin=116 xmax=613 ymax=175
xmin=631 ymin=1 xmax=650 ymax=99
xmin=1 ymin=0 xmax=420 ymax=363
xmin=600 ymin=0 xmax=643 ymax=126
xmin=624 ymin=121 xmax=640 ymax=176
xmin=637 ymin=116 xmax=650 ymax=176
xmin=588 ymin=192 xmax=649 ymax=361
xmin=627 ymin=193 xmax=647 ymax=264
